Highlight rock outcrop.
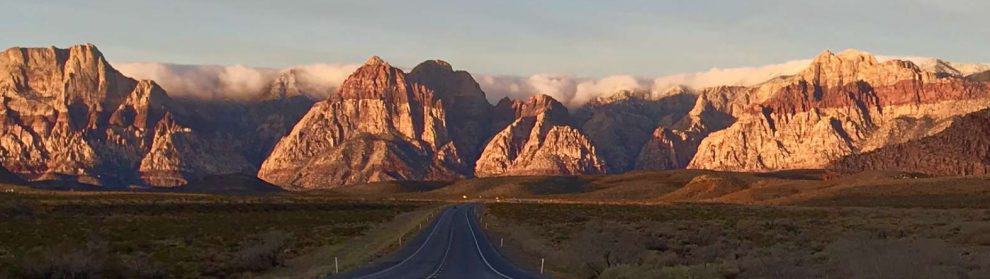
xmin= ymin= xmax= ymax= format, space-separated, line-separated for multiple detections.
xmin=7 ymin=44 xmax=990 ymax=190
xmin=0 ymin=44 xmax=259 ymax=187
xmin=688 ymin=49 xmax=990 ymax=171
xmin=970 ymin=71 xmax=990 ymax=82
xmin=475 ymin=95 xmax=606 ymax=177
xmin=832 ymin=108 xmax=990 ymax=176
xmin=574 ymin=87 xmax=696 ymax=172
xmin=635 ymin=86 xmax=742 ymax=170
xmin=0 ymin=44 xmax=313 ymax=188
xmin=408 ymin=60 xmax=493 ymax=167
xmin=257 ymin=57 xmax=474 ymax=189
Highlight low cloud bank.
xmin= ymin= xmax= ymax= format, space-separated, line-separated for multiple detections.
xmin=115 ymin=62 xmax=359 ymax=100
xmin=476 ymin=59 xmax=814 ymax=107
xmin=116 ymin=58 xmax=815 ymax=106
xmin=117 ymin=53 xmax=984 ymax=108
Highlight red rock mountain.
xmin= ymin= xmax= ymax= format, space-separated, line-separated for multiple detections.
xmin=574 ymin=88 xmax=696 ymax=172
xmin=475 ymin=95 xmax=605 ymax=177
xmin=257 ymin=57 xmax=608 ymax=188
xmin=686 ymin=50 xmax=990 ymax=171
xmin=5 ymin=44 xmax=990 ymax=189
xmin=832 ymin=108 xmax=990 ymax=175
xmin=0 ymin=45 xmax=310 ymax=187
xmin=257 ymin=57 xmax=474 ymax=188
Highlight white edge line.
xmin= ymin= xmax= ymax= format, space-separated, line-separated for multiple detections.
xmin=355 ymin=207 xmax=451 ymax=279
xmin=465 ymin=206 xmax=514 ymax=279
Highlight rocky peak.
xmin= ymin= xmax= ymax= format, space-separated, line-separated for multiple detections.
xmin=258 ymin=55 xmax=471 ymax=188
xmin=689 ymin=48 xmax=990 ymax=172
xmin=662 ymin=84 xmax=692 ymax=96
xmin=493 ymin=94 xmax=569 ymax=131
xmin=110 ymin=80 xmax=172 ymax=131
xmin=261 ymin=69 xmax=305 ymax=100
xmin=1 ymin=44 xmax=132 ymax=106
xmin=364 ymin=55 xmax=387 ymax=66
xmin=408 ymin=59 xmax=487 ymax=101
xmin=517 ymin=94 xmax=568 ymax=117
xmin=799 ymin=49 xmax=929 ymax=87
xmin=0 ymin=44 xmax=261 ymax=187
xmin=335 ymin=56 xmax=419 ymax=103
xmin=411 ymin=59 xmax=454 ymax=74
xmin=408 ymin=59 xmax=493 ymax=163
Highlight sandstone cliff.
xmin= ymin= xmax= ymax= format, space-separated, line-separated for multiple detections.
xmin=688 ymin=49 xmax=990 ymax=171
xmin=408 ymin=60 xmax=493 ymax=167
xmin=475 ymin=95 xmax=606 ymax=177
xmin=574 ymin=87 xmax=696 ymax=172
xmin=257 ymin=57 xmax=472 ymax=189
xmin=635 ymin=86 xmax=741 ymax=169
xmin=831 ymin=109 xmax=990 ymax=176
xmin=0 ymin=44 xmax=303 ymax=187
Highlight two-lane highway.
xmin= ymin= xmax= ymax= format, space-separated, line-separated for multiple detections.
xmin=337 ymin=204 xmax=542 ymax=279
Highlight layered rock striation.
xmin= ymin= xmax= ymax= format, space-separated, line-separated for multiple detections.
xmin=476 ymin=95 xmax=606 ymax=177
xmin=832 ymin=108 xmax=990 ymax=176
xmin=687 ymin=50 xmax=990 ymax=171
xmin=0 ymin=44 xmax=310 ymax=187
xmin=258 ymin=57 xmax=474 ymax=188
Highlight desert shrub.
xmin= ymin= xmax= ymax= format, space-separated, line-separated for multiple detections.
xmin=227 ymin=230 xmax=293 ymax=273
xmin=735 ymin=244 xmax=828 ymax=278
xmin=599 ymin=264 xmax=665 ymax=278
xmin=118 ymin=253 xmax=168 ymax=278
xmin=958 ymin=224 xmax=990 ymax=246
xmin=19 ymin=239 xmax=110 ymax=278
xmin=826 ymin=236 xmax=969 ymax=278
xmin=567 ymin=221 xmax=646 ymax=276
xmin=600 ymin=263 xmax=728 ymax=279
xmin=0 ymin=199 xmax=39 ymax=219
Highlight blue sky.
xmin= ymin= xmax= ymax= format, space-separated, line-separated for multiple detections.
xmin=2 ymin=0 xmax=988 ymax=77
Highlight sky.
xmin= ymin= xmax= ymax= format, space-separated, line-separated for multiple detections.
xmin=3 ymin=0 xmax=989 ymax=78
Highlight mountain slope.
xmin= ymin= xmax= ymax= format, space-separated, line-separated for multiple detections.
xmin=832 ymin=109 xmax=990 ymax=175
xmin=574 ymin=87 xmax=696 ymax=172
xmin=0 ymin=44 xmax=306 ymax=188
xmin=688 ymin=49 xmax=990 ymax=171
xmin=257 ymin=57 xmax=473 ymax=189
xmin=476 ymin=95 xmax=606 ymax=177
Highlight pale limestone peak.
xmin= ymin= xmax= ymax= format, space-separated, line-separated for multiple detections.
xmin=364 ymin=55 xmax=387 ymax=66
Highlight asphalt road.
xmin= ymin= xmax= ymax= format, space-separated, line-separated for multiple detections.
xmin=337 ymin=204 xmax=543 ymax=279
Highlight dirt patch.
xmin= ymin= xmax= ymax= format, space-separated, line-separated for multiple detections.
xmin=660 ymin=174 xmax=746 ymax=202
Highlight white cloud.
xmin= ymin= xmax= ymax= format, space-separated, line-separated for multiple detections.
xmin=650 ymin=59 xmax=812 ymax=93
xmin=116 ymin=53 xmax=988 ymax=108
xmin=115 ymin=62 xmax=359 ymax=100
xmin=289 ymin=63 xmax=361 ymax=98
xmin=574 ymin=75 xmax=645 ymax=106
xmin=477 ymin=74 xmax=651 ymax=108
xmin=477 ymin=60 xmax=812 ymax=108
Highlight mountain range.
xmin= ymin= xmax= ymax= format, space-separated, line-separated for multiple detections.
xmin=2 ymin=44 xmax=989 ymax=190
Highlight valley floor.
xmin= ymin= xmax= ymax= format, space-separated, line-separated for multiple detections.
xmin=5 ymin=168 xmax=990 ymax=278
xmin=483 ymin=203 xmax=990 ymax=278
xmin=0 ymin=184 xmax=439 ymax=278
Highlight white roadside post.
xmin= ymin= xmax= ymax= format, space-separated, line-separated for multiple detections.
xmin=540 ymin=258 xmax=545 ymax=274
xmin=334 ymin=257 xmax=339 ymax=274
xmin=500 ymin=238 xmax=503 ymax=248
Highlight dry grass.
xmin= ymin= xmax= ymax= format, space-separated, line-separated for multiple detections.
xmin=484 ymin=203 xmax=990 ymax=278
xmin=263 ymin=205 xmax=443 ymax=278
xmin=324 ymin=169 xmax=990 ymax=210
xmin=0 ymin=186 xmax=433 ymax=277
